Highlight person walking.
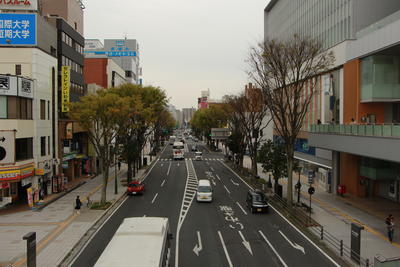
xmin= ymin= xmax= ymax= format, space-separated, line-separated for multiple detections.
xmin=75 ymin=196 xmax=82 ymax=215
xmin=386 ymin=214 xmax=395 ymax=243
xmin=118 ymin=161 xmax=121 ymax=170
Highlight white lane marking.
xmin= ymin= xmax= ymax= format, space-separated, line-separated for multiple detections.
xmin=222 ymin=161 xmax=341 ymax=267
xmin=231 ymin=179 xmax=239 ymax=186
xmin=210 ymin=167 xmax=214 ymax=171
xmin=175 ymin=159 xmax=198 ymax=267
xmin=161 ymin=164 xmax=164 ymax=167
xmin=279 ymin=230 xmax=305 ymax=254
xmin=259 ymin=230 xmax=288 ymax=267
xmin=151 ymin=193 xmax=158 ymax=204
xmin=224 ymin=185 xmax=231 ymax=194
xmin=216 ymin=174 xmax=221 ymax=181
xmin=69 ymin=158 xmax=161 ymax=266
xmin=239 ymin=230 xmax=253 ymax=255
xmin=236 ymin=202 xmax=248 ymax=215
xmin=177 ymin=163 xmax=180 ymax=167
xmin=193 ymin=231 xmax=203 ymax=256
xmin=167 ymin=162 xmax=171 ymax=176
xmin=218 ymin=231 xmax=233 ymax=267
xmin=161 ymin=179 xmax=166 ymax=187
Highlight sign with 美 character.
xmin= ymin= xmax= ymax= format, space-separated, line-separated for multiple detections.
xmin=0 ymin=130 xmax=15 ymax=165
xmin=0 ymin=13 xmax=37 ymax=46
xmin=61 ymin=66 xmax=70 ymax=113
xmin=0 ymin=0 xmax=38 ymax=11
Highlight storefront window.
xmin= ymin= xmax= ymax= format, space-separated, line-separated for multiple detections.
xmin=0 ymin=96 xmax=6 ymax=118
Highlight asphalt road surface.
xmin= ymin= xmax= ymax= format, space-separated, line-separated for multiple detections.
xmin=70 ymin=139 xmax=342 ymax=267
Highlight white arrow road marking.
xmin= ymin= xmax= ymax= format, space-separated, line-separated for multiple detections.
xmin=216 ymin=175 xmax=221 ymax=181
xmin=238 ymin=231 xmax=253 ymax=255
xmin=160 ymin=179 xmax=166 ymax=187
xmin=218 ymin=231 xmax=233 ymax=267
xmin=177 ymin=163 xmax=180 ymax=167
xmin=259 ymin=230 xmax=288 ymax=267
xmin=231 ymin=179 xmax=239 ymax=186
xmin=193 ymin=231 xmax=203 ymax=256
xmin=279 ymin=230 xmax=305 ymax=254
xmin=167 ymin=162 xmax=172 ymax=176
xmin=151 ymin=193 xmax=158 ymax=204
xmin=236 ymin=202 xmax=248 ymax=215
xmin=224 ymin=185 xmax=231 ymax=194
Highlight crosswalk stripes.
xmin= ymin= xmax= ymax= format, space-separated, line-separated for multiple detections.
xmin=158 ymin=158 xmax=223 ymax=162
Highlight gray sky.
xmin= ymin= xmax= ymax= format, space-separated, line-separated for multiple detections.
xmin=84 ymin=0 xmax=269 ymax=109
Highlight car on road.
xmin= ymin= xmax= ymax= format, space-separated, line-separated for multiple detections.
xmin=246 ymin=189 xmax=269 ymax=213
xmin=196 ymin=179 xmax=212 ymax=202
xmin=194 ymin=151 xmax=203 ymax=161
xmin=127 ymin=180 xmax=145 ymax=195
xmin=191 ymin=145 xmax=197 ymax=151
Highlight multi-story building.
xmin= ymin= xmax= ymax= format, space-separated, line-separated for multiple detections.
xmin=265 ymin=0 xmax=400 ymax=201
xmin=182 ymin=108 xmax=196 ymax=128
xmin=84 ymin=39 xmax=141 ymax=85
xmin=0 ymin=7 xmax=58 ymax=206
xmin=41 ymin=0 xmax=89 ymax=185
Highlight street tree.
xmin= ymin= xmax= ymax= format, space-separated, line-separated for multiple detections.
xmin=69 ymin=89 xmax=129 ymax=204
xmin=248 ymin=34 xmax=334 ymax=205
xmin=153 ymin=109 xmax=176 ymax=152
xmin=225 ymin=88 xmax=272 ymax=177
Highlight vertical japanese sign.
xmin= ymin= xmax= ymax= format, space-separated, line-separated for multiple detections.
xmin=0 ymin=13 xmax=36 ymax=46
xmin=61 ymin=66 xmax=70 ymax=113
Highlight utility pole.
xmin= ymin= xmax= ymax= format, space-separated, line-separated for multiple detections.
xmin=114 ymin=146 xmax=118 ymax=195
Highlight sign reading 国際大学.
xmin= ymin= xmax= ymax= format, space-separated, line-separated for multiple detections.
xmin=0 ymin=13 xmax=37 ymax=46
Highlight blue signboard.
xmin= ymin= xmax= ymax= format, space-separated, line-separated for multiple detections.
xmin=0 ymin=13 xmax=36 ymax=46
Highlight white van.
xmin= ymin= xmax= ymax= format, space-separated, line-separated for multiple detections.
xmin=196 ymin=179 xmax=212 ymax=202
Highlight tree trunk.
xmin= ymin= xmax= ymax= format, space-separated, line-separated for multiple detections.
xmin=286 ymin=148 xmax=295 ymax=207
xmin=250 ymin=142 xmax=258 ymax=176
xmin=100 ymin=160 xmax=109 ymax=205
xmin=127 ymin=161 xmax=132 ymax=183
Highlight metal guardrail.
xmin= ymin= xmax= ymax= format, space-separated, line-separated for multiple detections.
xmin=310 ymin=124 xmax=400 ymax=138
xmin=270 ymin=194 xmax=370 ymax=267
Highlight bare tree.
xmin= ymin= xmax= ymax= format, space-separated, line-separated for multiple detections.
xmin=248 ymin=35 xmax=334 ymax=205
xmin=225 ymin=85 xmax=272 ymax=177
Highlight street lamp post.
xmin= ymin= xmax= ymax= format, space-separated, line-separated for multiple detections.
xmin=295 ymin=167 xmax=302 ymax=204
xmin=114 ymin=145 xmax=118 ymax=195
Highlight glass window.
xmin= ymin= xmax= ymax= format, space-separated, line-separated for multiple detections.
xmin=0 ymin=96 xmax=7 ymax=118
xmin=7 ymin=96 xmax=18 ymax=119
xmin=20 ymin=98 xmax=27 ymax=119
xmin=16 ymin=138 xmax=33 ymax=161
xmin=40 ymin=136 xmax=46 ymax=156
xmin=48 ymin=136 xmax=50 ymax=155
xmin=40 ymin=99 xmax=46 ymax=120
xmin=26 ymin=99 xmax=32 ymax=119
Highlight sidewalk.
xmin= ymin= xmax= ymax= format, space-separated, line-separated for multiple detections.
xmin=242 ymin=155 xmax=400 ymax=264
xmin=0 ymin=157 xmax=155 ymax=267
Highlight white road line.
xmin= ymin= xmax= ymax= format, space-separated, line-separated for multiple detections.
xmin=151 ymin=193 xmax=158 ymax=204
xmin=160 ymin=179 xmax=166 ymax=187
xmin=259 ymin=230 xmax=288 ymax=267
xmin=222 ymin=161 xmax=341 ymax=267
xmin=210 ymin=167 xmax=215 ymax=171
xmin=279 ymin=230 xmax=305 ymax=254
xmin=216 ymin=174 xmax=221 ymax=181
xmin=167 ymin=162 xmax=171 ymax=176
xmin=224 ymin=185 xmax=231 ymax=194
xmin=236 ymin=202 xmax=248 ymax=215
xmin=231 ymin=179 xmax=239 ymax=186
xmin=218 ymin=231 xmax=233 ymax=267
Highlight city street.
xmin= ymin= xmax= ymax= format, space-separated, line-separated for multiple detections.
xmin=70 ymin=140 xmax=341 ymax=267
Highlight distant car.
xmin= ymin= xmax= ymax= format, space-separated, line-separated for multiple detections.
xmin=191 ymin=145 xmax=197 ymax=151
xmin=127 ymin=180 xmax=145 ymax=195
xmin=193 ymin=138 xmax=198 ymax=142
xmin=246 ymin=189 xmax=269 ymax=213
xmin=194 ymin=151 xmax=203 ymax=161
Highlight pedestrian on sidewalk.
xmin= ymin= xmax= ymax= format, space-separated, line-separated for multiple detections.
xmin=386 ymin=214 xmax=395 ymax=243
xmin=118 ymin=161 xmax=121 ymax=170
xmin=75 ymin=196 xmax=82 ymax=215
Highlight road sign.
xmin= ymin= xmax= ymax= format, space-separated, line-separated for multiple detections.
xmin=308 ymin=186 xmax=315 ymax=195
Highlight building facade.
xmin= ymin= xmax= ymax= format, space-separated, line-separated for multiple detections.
xmin=265 ymin=0 xmax=400 ymax=201
xmin=0 ymin=9 xmax=58 ymax=206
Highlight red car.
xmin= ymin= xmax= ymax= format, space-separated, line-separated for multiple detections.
xmin=127 ymin=180 xmax=145 ymax=195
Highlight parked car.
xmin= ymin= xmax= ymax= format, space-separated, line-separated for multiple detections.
xmin=127 ymin=180 xmax=145 ymax=195
xmin=196 ymin=179 xmax=212 ymax=202
xmin=246 ymin=189 xmax=269 ymax=213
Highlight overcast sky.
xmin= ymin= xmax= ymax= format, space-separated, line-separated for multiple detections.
xmin=84 ymin=0 xmax=269 ymax=109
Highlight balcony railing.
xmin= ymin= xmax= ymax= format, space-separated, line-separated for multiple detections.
xmin=309 ymin=124 xmax=400 ymax=138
